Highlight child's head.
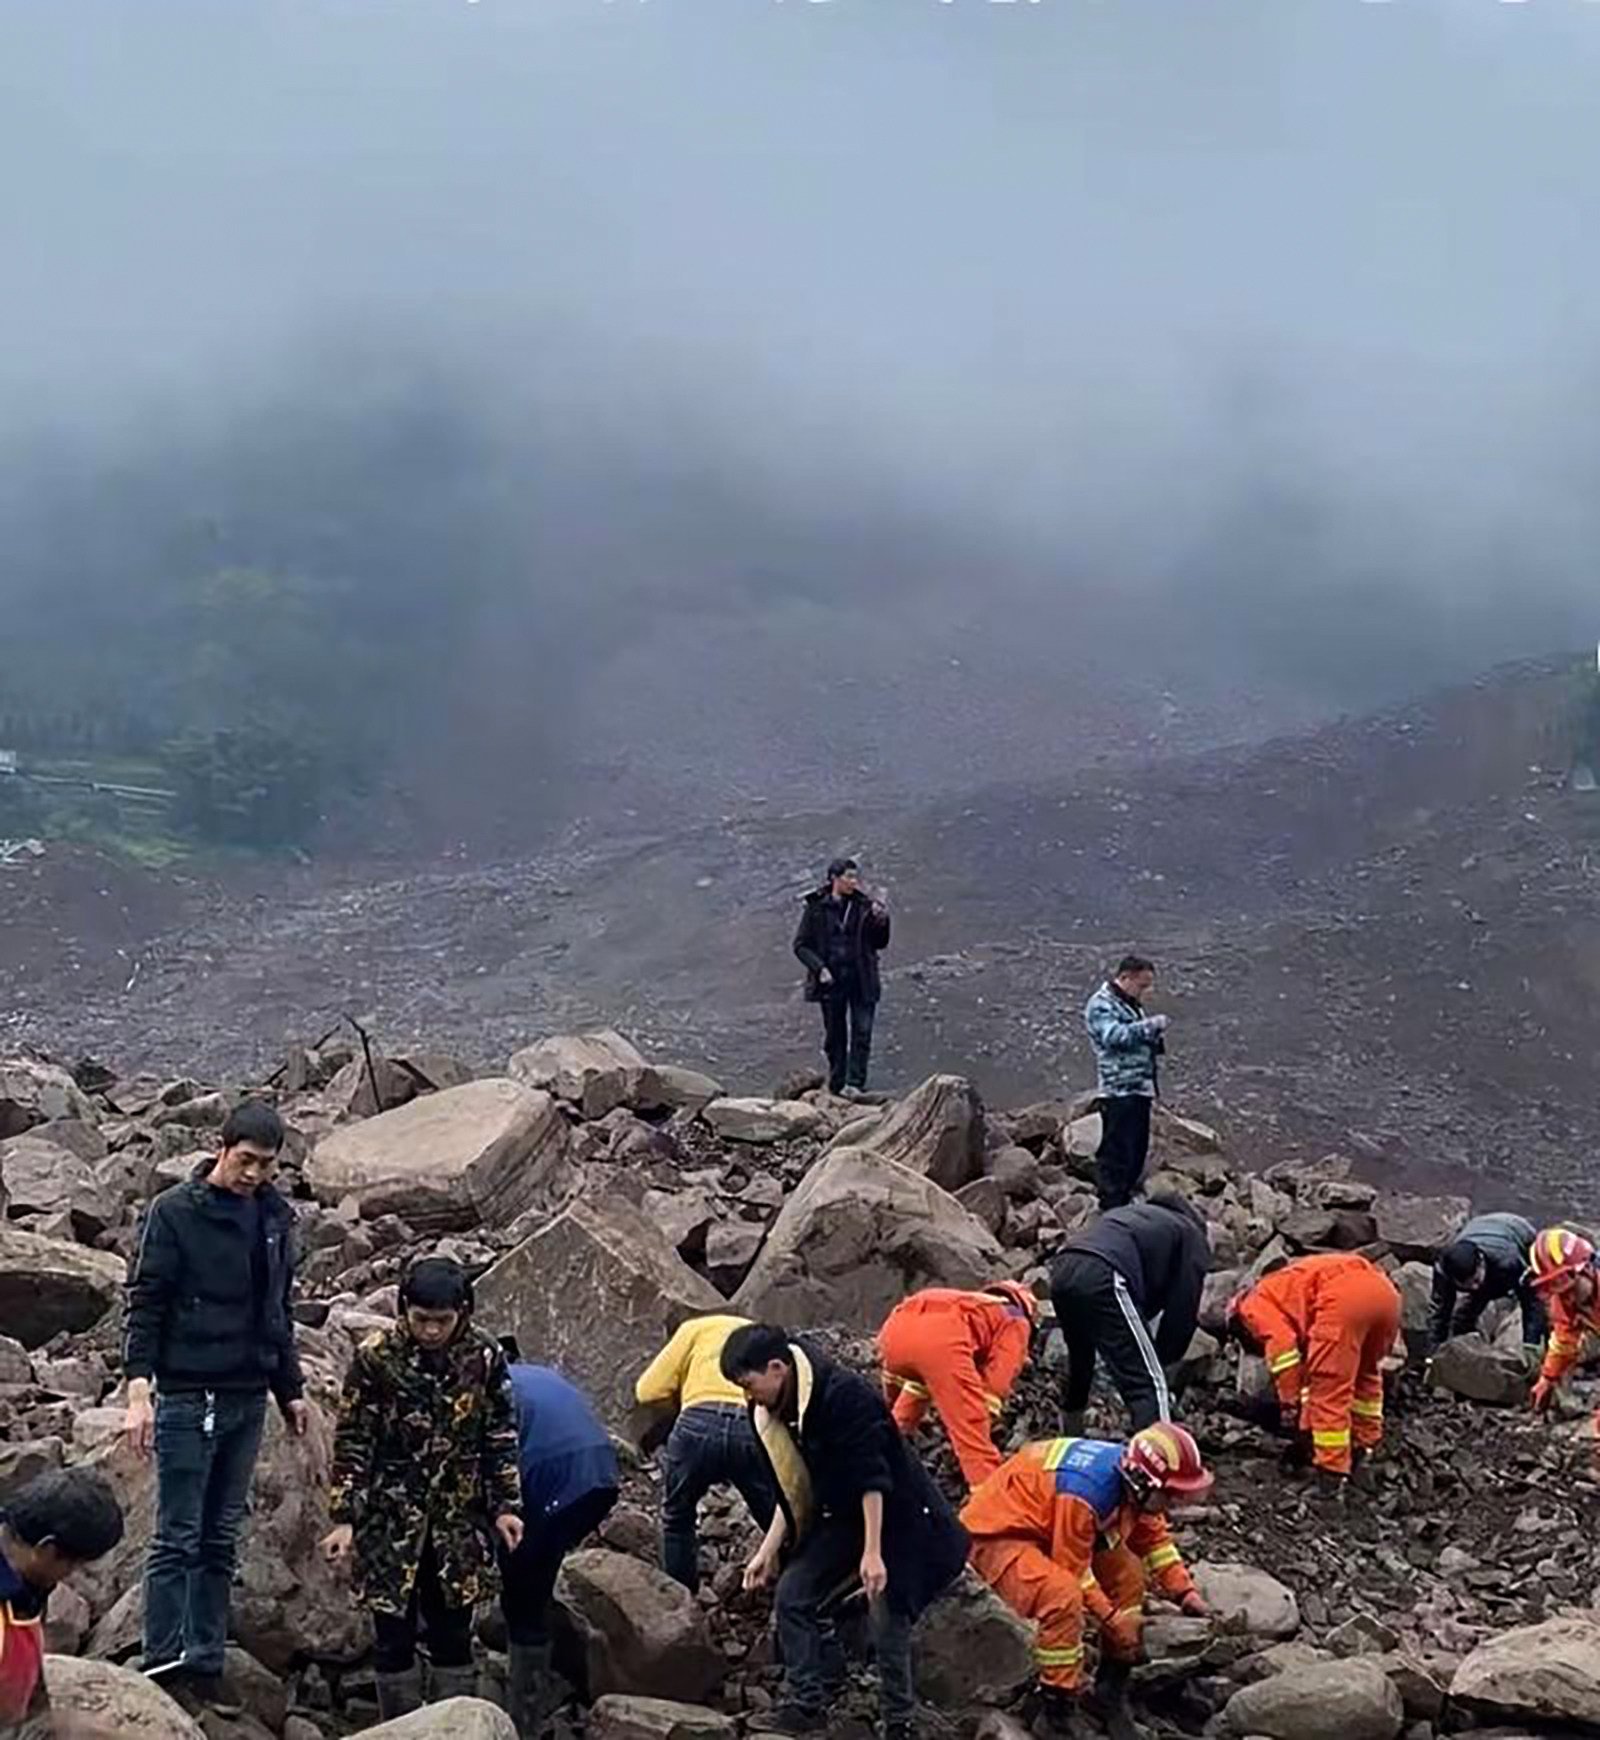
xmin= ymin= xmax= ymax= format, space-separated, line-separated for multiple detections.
xmin=0 ymin=1469 xmax=124 ymax=1591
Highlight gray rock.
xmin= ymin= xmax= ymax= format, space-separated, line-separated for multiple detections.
xmin=587 ymin=1697 xmax=737 ymax=1740
xmin=0 ymin=1331 xmax=32 ymax=1386
xmin=847 ymin=1073 xmax=985 ymax=1193
xmin=38 ymin=1654 xmax=208 ymax=1736
xmin=0 ymin=1226 xmax=124 ymax=1347
xmin=358 ymin=1700 xmax=517 ymax=1739
xmin=1193 ymin=1562 xmax=1301 ymax=1639
xmin=1223 ymin=1657 xmax=1404 ymax=1739
xmin=733 ymin=1149 xmax=1005 ymax=1330
xmin=478 ymin=1196 xmax=723 ymax=1426
xmin=635 ymin=1065 xmax=725 ymax=1116
xmin=1451 ymin=1614 xmax=1600 ymax=1728
xmin=0 ymin=1134 xmax=119 ymax=1240
xmin=1429 ymin=1334 xmax=1530 ymax=1406
xmin=701 ymin=1098 xmax=824 ymax=1145
xmin=703 ymin=1219 xmax=766 ymax=1293
xmin=983 ymin=1145 xmax=1043 ymax=1201
xmin=1373 ymin=1192 xmax=1472 ymax=1260
xmin=0 ymin=1059 xmax=97 ymax=1141
xmin=306 ymin=1079 xmax=572 ymax=1231
xmin=509 ymin=1031 xmax=648 ymax=1120
xmin=914 ymin=1569 xmax=1036 ymax=1707
xmin=954 ymin=1176 xmax=1009 ymax=1235
xmin=554 ymin=1549 xmax=725 ymax=1703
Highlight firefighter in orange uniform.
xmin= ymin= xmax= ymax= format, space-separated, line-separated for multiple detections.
xmin=878 ymin=1282 xmax=1039 ymax=1488
xmin=1528 ymin=1227 xmax=1600 ymax=1437
xmin=1227 ymin=1252 xmax=1400 ymax=1482
xmin=960 ymin=1427 xmax=1211 ymax=1733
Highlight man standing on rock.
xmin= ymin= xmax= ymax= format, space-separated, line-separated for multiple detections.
xmin=321 ymin=1257 xmax=523 ymax=1720
xmin=793 ymin=855 xmax=891 ymax=1098
xmin=1050 ymin=1193 xmax=1210 ymax=1435
xmin=1084 ymin=956 xmax=1168 ymax=1211
xmin=635 ymin=1313 xmax=776 ymax=1591
xmin=123 ymin=1099 xmax=309 ymax=1709
xmin=722 ymin=1323 xmax=968 ymax=1740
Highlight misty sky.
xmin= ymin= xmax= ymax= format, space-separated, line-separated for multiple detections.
xmin=5 ymin=0 xmax=1600 ymax=809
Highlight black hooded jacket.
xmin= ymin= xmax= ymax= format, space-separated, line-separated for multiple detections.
xmin=124 ymin=1159 xmax=303 ymax=1405
xmin=793 ymin=887 xmax=890 ymax=1004
xmin=1055 ymin=1194 xmax=1212 ymax=1363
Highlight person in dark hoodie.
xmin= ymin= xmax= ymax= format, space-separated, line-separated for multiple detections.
xmin=722 ymin=1324 xmax=968 ymax=1740
xmin=793 ymin=855 xmax=892 ymax=1097
xmin=1428 ymin=1212 xmax=1546 ymax=1362
xmin=122 ymin=1099 xmax=307 ymax=1709
xmin=1049 ymin=1194 xmax=1211 ymax=1434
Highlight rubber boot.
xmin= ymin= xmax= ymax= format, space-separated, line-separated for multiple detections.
xmin=1088 ymin=1658 xmax=1145 ymax=1740
xmin=427 ymin=1660 xmax=479 ymax=1704
xmin=375 ymin=1666 xmax=424 ymax=1722
xmin=507 ymin=1640 xmax=554 ymax=1737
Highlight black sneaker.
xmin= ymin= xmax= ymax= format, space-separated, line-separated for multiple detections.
xmin=766 ymin=1703 xmax=827 ymax=1734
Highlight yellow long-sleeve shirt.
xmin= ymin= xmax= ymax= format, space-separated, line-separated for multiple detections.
xmin=635 ymin=1314 xmax=752 ymax=1411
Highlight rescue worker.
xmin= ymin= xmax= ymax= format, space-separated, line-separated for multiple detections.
xmin=877 ymin=1281 xmax=1040 ymax=1487
xmin=1427 ymin=1212 xmax=1545 ymax=1360
xmin=320 ymin=1258 xmax=524 ymax=1720
xmin=634 ymin=1314 xmax=777 ymax=1591
xmin=1225 ymin=1253 xmax=1401 ymax=1484
xmin=1050 ymin=1193 xmax=1210 ymax=1434
xmin=961 ymin=1427 xmax=1211 ymax=1735
xmin=1527 ymin=1227 xmax=1600 ymax=1431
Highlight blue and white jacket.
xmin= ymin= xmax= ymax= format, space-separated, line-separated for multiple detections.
xmin=1085 ymin=981 xmax=1163 ymax=1099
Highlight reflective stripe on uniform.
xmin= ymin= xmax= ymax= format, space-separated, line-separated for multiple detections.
xmin=1350 ymin=1398 xmax=1383 ymax=1419
xmin=1080 ymin=1571 xmax=1099 ymax=1591
xmin=1144 ymin=1543 xmax=1182 ymax=1573
xmin=889 ymin=1375 xmax=930 ymax=1399
xmin=1040 ymin=1438 xmax=1078 ymax=1470
xmin=1269 ymin=1350 xmax=1303 ymax=1374
xmin=1036 ymin=1645 xmax=1084 ymax=1665
xmin=1312 ymin=1428 xmax=1351 ymax=1449
xmin=984 ymin=1392 xmax=1004 ymax=1416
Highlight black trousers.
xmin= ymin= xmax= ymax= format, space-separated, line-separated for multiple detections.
xmin=371 ymin=1537 xmax=474 ymax=1673
xmin=820 ymin=985 xmax=876 ymax=1093
xmin=1051 ymin=1251 xmax=1171 ymax=1430
xmin=1095 ymin=1094 xmax=1152 ymax=1211
xmin=499 ymin=1486 xmax=617 ymax=1646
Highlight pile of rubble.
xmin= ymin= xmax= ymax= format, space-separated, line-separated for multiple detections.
xmin=3 ymin=1033 xmax=1600 ymax=1740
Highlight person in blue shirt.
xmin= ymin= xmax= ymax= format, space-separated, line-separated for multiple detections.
xmin=499 ymin=1344 xmax=620 ymax=1737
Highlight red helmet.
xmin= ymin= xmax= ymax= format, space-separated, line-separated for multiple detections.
xmin=1530 ymin=1227 xmax=1596 ymax=1291
xmin=985 ymin=1280 xmax=1040 ymax=1322
xmin=1124 ymin=1423 xmax=1213 ymax=1497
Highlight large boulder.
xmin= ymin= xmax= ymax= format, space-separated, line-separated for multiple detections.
xmin=359 ymin=1699 xmax=518 ymax=1739
xmin=477 ymin=1196 xmax=723 ymax=1426
xmin=554 ymin=1549 xmax=725 ymax=1703
xmin=587 ymin=1698 xmax=737 ymax=1740
xmin=847 ymin=1074 xmax=985 ymax=1193
xmin=914 ymin=1569 xmax=1036 ymax=1707
xmin=36 ymin=1653 xmax=206 ymax=1737
xmin=1451 ymin=1615 xmax=1600 ymax=1729
xmin=733 ymin=1149 xmax=1005 ymax=1330
xmin=1428 ymin=1333 xmax=1531 ymax=1406
xmin=0 ymin=1227 xmax=124 ymax=1347
xmin=1 ymin=1134 xmax=120 ymax=1241
xmin=701 ymin=1098 xmax=824 ymax=1146
xmin=306 ymin=1079 xmax=571 ymax=1231
xmin=1372 ymin=1192 xmax=1471 ymax=1260
xmin=1192 ymin=1562 xmax=1300 ymax=1639
xmin=635 ymin=1065 xmax=724 ymax=1116
xmin=509 ymin=1031 xmax=648 ymax=1120
xmin=1223 ymin=1658 xmax=1404 ymax=1740
xmin=0 ymin=1058 xmax=97 ymax=1141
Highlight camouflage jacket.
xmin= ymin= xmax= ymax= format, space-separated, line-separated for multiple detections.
xmin=327 ymin=1323 xmax=522 ymax=1616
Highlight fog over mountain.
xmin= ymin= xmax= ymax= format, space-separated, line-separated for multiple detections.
xmin=4 ymin=0 xmax=1598 ymax=842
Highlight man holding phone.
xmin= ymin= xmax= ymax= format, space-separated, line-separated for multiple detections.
xmin=793 ymin=854 xmax=891 ymax=1098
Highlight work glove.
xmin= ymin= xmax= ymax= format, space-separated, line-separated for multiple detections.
xmin=1179 ymin=1590 xmax=1210 ymax=1619
xmin=1530 ymin=1376 xmax=1556 ymax=1414
xmin=1100 ymin=1608 xmax=1144 ymax=1663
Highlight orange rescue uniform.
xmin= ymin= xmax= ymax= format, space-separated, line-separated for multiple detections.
xmin=1237 ymin=1253 xmax=1400 ymax=1476
xmin=1537 ymin=1285 xmax=1600 ymax=1428
xmin=961 ymin=1436 xmax=1197 ymax=1693
xmin=879 ymin=1287 xmax=1034 ymax=1486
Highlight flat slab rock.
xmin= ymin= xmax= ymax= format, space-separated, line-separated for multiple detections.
xmin=1224 ymin=1657 xmax=1404 ymax=1740
xmin=701 ymin=1097 xmax=824 ymax=1144
xmin=39 ymin=1654 xmax=207 ymax=1738
xmin=1451 ymin=1614 xmax=1600 ymax=1729
xmin=358 ymin=1697 xmax=518 ymax=1739
xmin=587 ymin=1696 xmax=738 ymax=1740
xmin=1192 ymin=1561 xmax=1301 ymax=1639
xmin=0 ymin=1226 xmax=124 ymax=1348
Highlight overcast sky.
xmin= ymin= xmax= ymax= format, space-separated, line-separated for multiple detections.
xmin=5 ymin=0 xmax=1599 ymax=735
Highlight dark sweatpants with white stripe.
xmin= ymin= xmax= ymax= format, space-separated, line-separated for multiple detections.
xmin=1051 ymin=1250 xmax=1171 ymax=1430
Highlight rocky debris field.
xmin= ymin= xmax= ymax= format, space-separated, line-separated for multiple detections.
xmin=3 ymin=1026 xmax=1600 ymax=1740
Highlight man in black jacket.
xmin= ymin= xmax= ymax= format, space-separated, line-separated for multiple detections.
xmin=792 ymin=856 xmax=891 ymax=1097
xmin=1049 ymin=1193 xmax=1210 ymax=1434
xmin=122 ymin=1100 xmax=307 ymax=1706
xmin=723 ymin=1324 xmax=967 ymax=1740
xmin=1428 ymin=1212 xmax=1545 ymax=1360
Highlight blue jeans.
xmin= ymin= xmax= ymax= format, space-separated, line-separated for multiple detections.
xmin=661 ymin=1403 xmax=776 ymax=1591
xmin=143 ymin=1388 xmax=268 ymax=1676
